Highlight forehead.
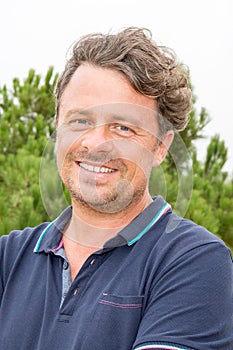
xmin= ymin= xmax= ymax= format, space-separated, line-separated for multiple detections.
xmin=59 ymin=63 xmax=157 ymax=118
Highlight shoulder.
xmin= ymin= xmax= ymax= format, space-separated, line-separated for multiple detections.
xmin=1 ymin=222 xmax=49 ymax=245
xmin=0 ymin=223 xmax=50 ymax=264
xmin=141 ymin=211 xmax=232 ymax=272
xmin=160 ymin=211 xmax=227 ymax=247
xmin=166 ymin=212 xmax=229 ymax=253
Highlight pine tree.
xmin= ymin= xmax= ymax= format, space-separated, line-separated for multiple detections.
xmin=0 ymin=67 xmax=58 ymax=232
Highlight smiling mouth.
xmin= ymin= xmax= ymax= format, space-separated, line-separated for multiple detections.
xmin=78 ymin=162 xmax=117 ymax=173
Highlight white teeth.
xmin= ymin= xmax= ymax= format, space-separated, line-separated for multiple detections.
xmin=79 ymin=163 xmax=115 ymax=173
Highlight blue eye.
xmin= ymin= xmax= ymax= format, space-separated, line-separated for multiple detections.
xmin=68 ymin=118 xmax=90 ymax=129
xmin=110 ymin=124 xmax=135 ymax=137
xmin=75 ymin=119 xmax=88 ymax=124
xmin=118 ymin=125 xmax=130 ymax=131
xmin=116 ymin=125 xmax=135 ymax=134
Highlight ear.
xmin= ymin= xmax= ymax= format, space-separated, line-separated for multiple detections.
xmin=152 ymin=130 xmax=174 ymax=167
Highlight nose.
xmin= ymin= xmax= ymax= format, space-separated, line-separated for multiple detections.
xmin=80 ymin=125 xmax=114 ymax=153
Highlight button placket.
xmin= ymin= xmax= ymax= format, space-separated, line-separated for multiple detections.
xmin=63 ymin=261 xmax=69 ymax=270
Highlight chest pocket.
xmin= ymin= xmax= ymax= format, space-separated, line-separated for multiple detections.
xmin=82 ymin=293 xmax=144 ymax=350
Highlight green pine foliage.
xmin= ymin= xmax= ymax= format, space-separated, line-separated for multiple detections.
xmin=0 ymin=68 xmax=233 ymax=250
xmin=0 ymin=68 xmax=58 ymax=232
xmin=150 ymin=101 xmax=233 ymax=249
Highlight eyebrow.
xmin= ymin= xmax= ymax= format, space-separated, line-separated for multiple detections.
xmin=64 ymin=108 xmax=93 ymax=120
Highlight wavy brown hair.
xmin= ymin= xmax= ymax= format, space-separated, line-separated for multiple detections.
xmin=55 ymin=27 xmax=192 ymax=131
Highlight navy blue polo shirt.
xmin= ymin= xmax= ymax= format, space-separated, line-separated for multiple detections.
xmin=0 ymin=196 xmax=233 ymax=350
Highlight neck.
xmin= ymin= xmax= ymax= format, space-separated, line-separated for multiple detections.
xmin=64 ymin=192 xmax=153 ymax=249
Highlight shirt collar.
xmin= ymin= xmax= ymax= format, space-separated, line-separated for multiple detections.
xmin=34 ymin=195 xmax=171 ymax=253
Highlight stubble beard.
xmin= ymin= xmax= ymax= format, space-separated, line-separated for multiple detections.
xmin=62 ymin=164 xmax=147 ymax=215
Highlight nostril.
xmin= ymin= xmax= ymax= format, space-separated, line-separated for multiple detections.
xmin=80 ymin=134 xmax=114 ymax=152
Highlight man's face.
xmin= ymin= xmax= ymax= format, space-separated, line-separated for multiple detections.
xmin=56 ymin=63 xmax=168 ymax=213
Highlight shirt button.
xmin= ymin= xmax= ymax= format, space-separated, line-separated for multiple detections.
xmin=73 ymin=288 xmax=79 ymax=296
xmin=90 ymin=258 xmax=95 ymax=265
xmin=63 ymin=261 xmax=69 ymax=270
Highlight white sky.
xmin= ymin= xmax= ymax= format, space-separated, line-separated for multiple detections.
xmin=1 ymin=0 xmax=233 ymax=173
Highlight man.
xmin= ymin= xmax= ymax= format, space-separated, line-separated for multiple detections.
xmin=0 ymin=27 xmax=232 ymax=350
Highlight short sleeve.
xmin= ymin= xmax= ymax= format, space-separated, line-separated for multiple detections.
xmin=133 ymin=242 xmax=233 ymax=350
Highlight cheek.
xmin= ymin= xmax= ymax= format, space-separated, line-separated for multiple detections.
xmin=56 ymin=130 xmax=82 ymax=164
xmin=117 ymin=142 xmax=154 ymax=181
xmin=114 ymin=138 xmax=154 ymax=160
xmin=121 ymin=141 xmax=155 ymax=170
xmin=56 ymin=138 xmax=68 ymax=172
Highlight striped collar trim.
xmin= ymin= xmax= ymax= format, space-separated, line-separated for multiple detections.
xmin=33 ymin=220 xmax=56 ymax=253
xmin=33 ymin=196 xmax=171 ymax=252
xmin=104 ymin=196 xmax=171 ymax=248
xmin=127 ymin=202 xmax=171 ymax=246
